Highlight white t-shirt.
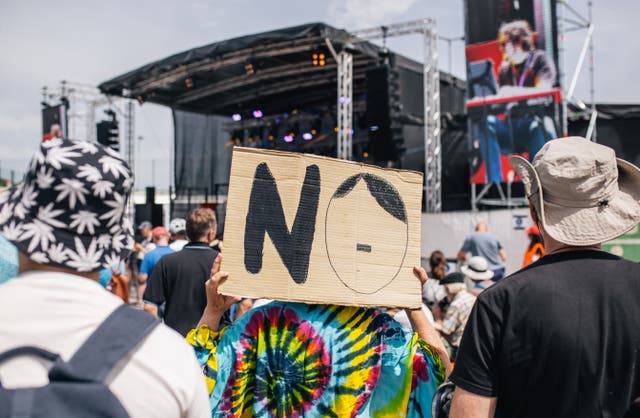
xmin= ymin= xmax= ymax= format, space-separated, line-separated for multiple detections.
xmin=137 ymin=239 xmax=156 ymax=261
xmin=0 ymin=271 xmax=210 ymax=418
xmin=169 ymin=239 xmax=189 ymax=252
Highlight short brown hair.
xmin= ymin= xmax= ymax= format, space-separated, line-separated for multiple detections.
xmin=499 ymin=20 xmax=534 ymax=51
xmin=429 ymin=250 xmax=447 ymax=280
xmin=186 ymin=208 xmax=217 ymax=242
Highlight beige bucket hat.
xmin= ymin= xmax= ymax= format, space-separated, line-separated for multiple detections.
xmin=509 ymin=137 xmax=640 ymax=246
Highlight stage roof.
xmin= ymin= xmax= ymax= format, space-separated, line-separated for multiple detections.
xmin=99 ymin=22 xmax=464 ymax=116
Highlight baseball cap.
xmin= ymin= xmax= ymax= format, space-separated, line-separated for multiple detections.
xmin=138 ymin=221 xmax=152 ymax=230
xmin=440 ymin=272 xmax=466 ymax=285
xmin=169 ymin=218 xmax=186 ymax=235
xmin=151 ymin=226 xmax=169 ymax=238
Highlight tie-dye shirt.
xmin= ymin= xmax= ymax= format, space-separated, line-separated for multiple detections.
xmin=186 ymin=302 xmax=446 ymax=417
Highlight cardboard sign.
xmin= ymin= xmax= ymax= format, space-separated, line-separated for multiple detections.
xmin=219 ymin=147 xmax=423 ymax=308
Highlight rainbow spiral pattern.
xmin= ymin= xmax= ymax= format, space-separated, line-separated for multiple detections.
xmin=187 ymin=302 xmax=445 ymax=417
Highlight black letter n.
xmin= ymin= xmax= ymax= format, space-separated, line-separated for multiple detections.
xmin=244 ymin=163 xmax=320 ymax=284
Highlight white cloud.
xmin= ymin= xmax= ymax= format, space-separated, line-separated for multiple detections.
xmin=328 ymin=0 xmax=418 ymax=29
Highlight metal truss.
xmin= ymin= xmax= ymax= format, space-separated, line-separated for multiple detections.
xmin=558 ymin=0 xmax=596 ymax=140
xmin=43 ymin=81 xmax=108 ymax=142
xmin=327 ymin=19 xmax=441 ymax=212
xmin=336 ymin=50 xmax=354 ymax=161
xmin=43 ymin=81 xmax=136 ymax=216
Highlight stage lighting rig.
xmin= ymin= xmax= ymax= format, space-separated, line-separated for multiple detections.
xmin=312 ymin=53 xmax=326 ymax=66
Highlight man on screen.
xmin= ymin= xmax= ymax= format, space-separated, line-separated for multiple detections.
xmin=497 ymin=20 xmax=556 ymax=93
xmin=479 ymin=19 xmax=558 ymax=184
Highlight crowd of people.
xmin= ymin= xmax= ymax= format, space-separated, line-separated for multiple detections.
xmin=0 ymin=136 xmax=639 ymax=417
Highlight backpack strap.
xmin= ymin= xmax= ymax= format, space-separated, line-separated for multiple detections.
xmin=0 ymin=346 xmax=61 ymax=390
xmin=0 ymin=346 xmax=60 ymax=364
xmin=48 ymin=304 xmax=159 ymax=383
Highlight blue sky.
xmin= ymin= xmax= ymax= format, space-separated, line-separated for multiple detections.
xmin=1 ymin=0 xmax=638 ymax=189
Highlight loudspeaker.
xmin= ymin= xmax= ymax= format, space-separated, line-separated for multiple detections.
xmin=366 ymin=66 xmax=393 ymax=162
xmin=135 ymin=204 xmax=163 ymax=229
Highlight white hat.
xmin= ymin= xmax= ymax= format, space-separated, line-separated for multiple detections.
xmin=169 ymin=218 xmax=186 ymax=235
xmin=460 ymin=256 xmax=494 ymax=281
xmin=509 ymin=137 xmax=640 ymax=246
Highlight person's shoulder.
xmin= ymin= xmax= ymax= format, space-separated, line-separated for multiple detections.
xmin=160 ymin=246 xmax=175 ymax=254
xmin=134 ymin=323 xmax=202 ymax=378
xmin=476 ymin=266 xmax=535 ymax=304
xmin=118 ymin=322 xmax=208 ymax=417
xmin=531 ymin=49 xmax=551 ymax=59
xmin=530 ymin=49 xmax=554 ymax=65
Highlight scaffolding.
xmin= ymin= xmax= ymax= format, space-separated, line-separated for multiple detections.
xmin=42 ymin=80 xmax=136 ymax=218
xmin=558 ymin=0 xmax=597 ymax=140
xmin=326 ymin=19 xmax=442 ymax=212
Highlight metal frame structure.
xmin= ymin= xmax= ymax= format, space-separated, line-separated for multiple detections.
xmin=558 ymin=0 xmax=596 ymax=140
xmin=42 ymin=81 xmax=107 ymax=142
xmin=42 ymin=80 xmax=136 ymax=217
xmin=324 ymin=39 xmax=354 ymax=161
xmin=326 ymin=19 xmax=442 ymax=212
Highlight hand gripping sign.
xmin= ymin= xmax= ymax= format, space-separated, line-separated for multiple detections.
xmin=219 ymin=147 xmax=423 ymax=308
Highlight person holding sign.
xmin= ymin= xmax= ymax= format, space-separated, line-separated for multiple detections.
xmin=187 ymin=255 xmax=450 ymax=417
xmin=186 ymin=147 xmax=449 ymax=416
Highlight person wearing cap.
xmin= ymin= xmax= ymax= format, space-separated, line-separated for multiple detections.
xmin=432 ymin=272 xmax=476 ymax=360
xmin=461 ymin=256 xmax=494 ymax=297
xmin=168 ymin=217 xmax=188 ymax=251
xmin=449 ymin=137 xmax=640 ymax=418
xmin=0 ymin=139 xmax=209 ymax=417
xmin=521 ymin=224 xmax=545 ymax=267
xmin=138 ymin=226 xmax=174 ymax=304
xmin=143 ymin=208 xmax=232 ymax=336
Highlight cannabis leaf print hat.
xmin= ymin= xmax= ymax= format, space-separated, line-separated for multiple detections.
xmin=0 ymin=139 xmax=135 ymax=272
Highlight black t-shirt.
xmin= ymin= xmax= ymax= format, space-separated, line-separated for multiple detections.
xmin=143 ymin=242 xmax=230 ymax=336
xmin=451 ymin=250 xmax=640 ymax=418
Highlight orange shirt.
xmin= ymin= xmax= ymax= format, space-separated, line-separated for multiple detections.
xmin=522 ymin=242 xmax=545 ymax=267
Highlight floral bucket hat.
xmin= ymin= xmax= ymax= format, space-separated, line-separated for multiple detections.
xmin=0 ymin=139 xmax=135 ymax=272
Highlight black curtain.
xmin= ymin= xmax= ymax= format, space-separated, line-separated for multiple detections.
xmin=173 ymin=109 xmax=232 ymax=196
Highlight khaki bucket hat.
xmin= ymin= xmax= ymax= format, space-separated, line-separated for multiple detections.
xmin=509 ymin=137 xmax=640 ymax=246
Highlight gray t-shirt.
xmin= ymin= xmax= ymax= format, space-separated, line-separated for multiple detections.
xmin=460 ymin=232 xmax=504 ymax=270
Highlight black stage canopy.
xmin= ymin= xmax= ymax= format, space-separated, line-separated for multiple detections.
xmin=99 ymin=22 xmax=464 ymax=116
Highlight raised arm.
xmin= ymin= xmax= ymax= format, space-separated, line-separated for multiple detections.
xmin=197 ymin=254 xmax=241 ymax=331
xmin=406 ymin=266 xmax=452 ymax=377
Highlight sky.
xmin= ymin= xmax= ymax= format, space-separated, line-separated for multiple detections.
xmin=1 ymin=0 xmax=638 ymax=190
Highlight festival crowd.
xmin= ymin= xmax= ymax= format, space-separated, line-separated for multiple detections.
xmin=0 ymin=136 xmax=639 ymax=417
